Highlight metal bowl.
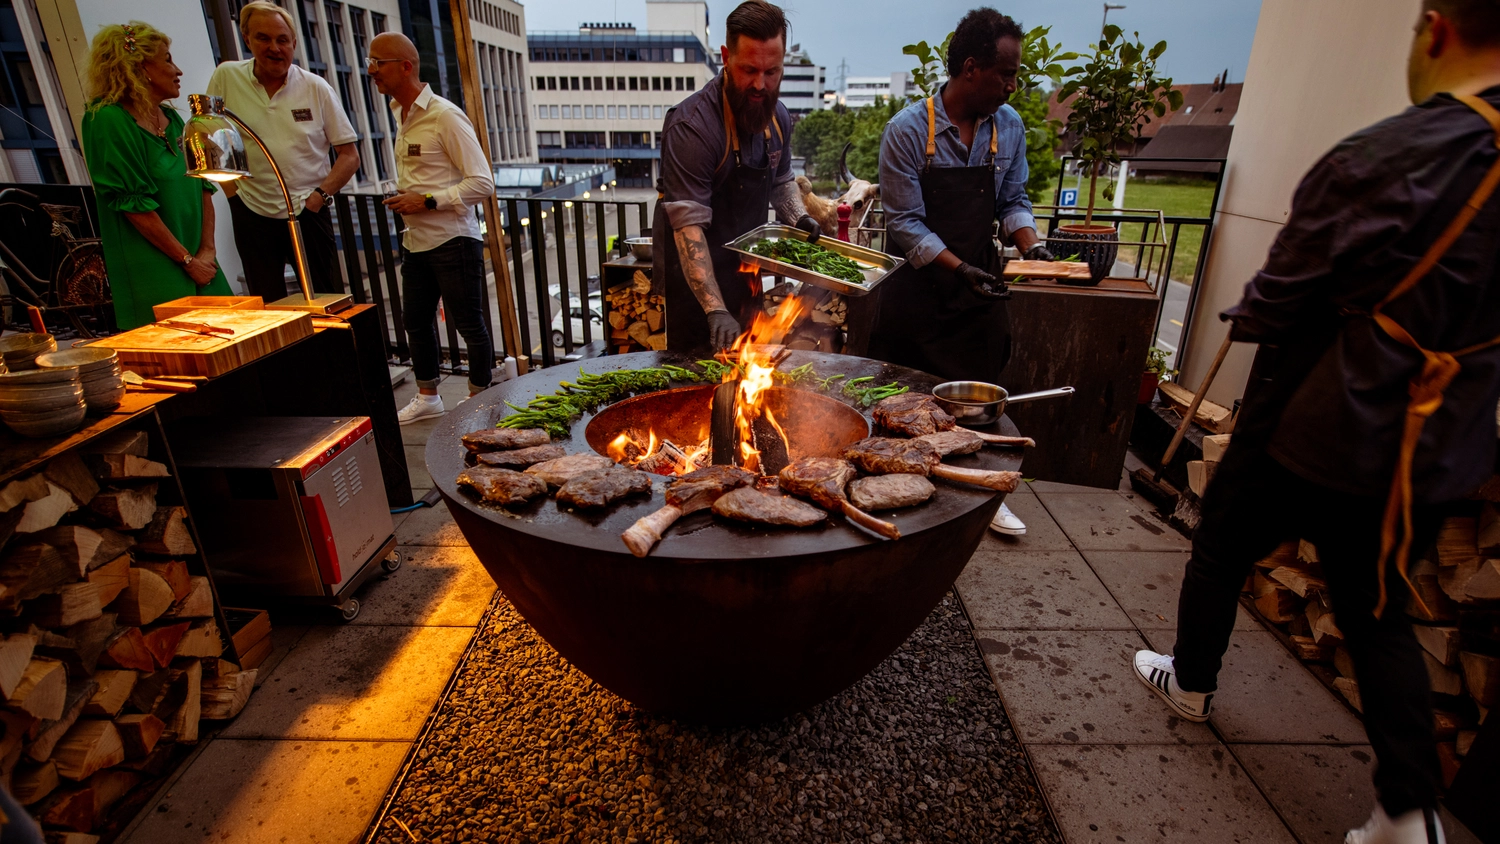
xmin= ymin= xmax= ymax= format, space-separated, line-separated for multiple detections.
xmin=625 ymin=237 xmax=652 ymax=261
xmin=932 ymin=381 xmax=1008 ymax=426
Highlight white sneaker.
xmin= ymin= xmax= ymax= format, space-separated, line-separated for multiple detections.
xmin=1132 ymin=650 xmax=1212 ymax=722
xmin=990 ymin=502 xmax=1026 ymax=535
xmin=1345 ymin=805 xmax=1446 ymax=844
xmin=397 ymin=394 xmax=445 ymax=426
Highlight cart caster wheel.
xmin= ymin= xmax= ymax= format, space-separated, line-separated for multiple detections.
xmin=338 ymin=598 xmax=360 ymax=622
xmin=381 ymin=553 xmax=402 ymax=574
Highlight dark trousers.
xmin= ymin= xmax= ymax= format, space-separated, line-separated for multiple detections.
xmin=1174 ymin=439 xmax=1443 ymax=817
xmin=227 ymin=194 xmax=342 ymax=301
xmin=401 ymin=237 xmax=492 ymax=390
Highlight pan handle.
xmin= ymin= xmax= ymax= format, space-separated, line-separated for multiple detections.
xmin=1005 ymin=386 xmax=1075 ymax=405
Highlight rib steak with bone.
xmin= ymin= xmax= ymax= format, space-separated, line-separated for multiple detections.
xmin=777 ymin=457 xmax=900 ymax=539
xmin=621 ymin=465 xmax=757 ymax=557
xmin=843 ymin=437 xmax=1021 ymax=492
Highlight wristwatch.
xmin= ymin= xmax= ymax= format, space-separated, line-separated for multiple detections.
xmin=313 ymin=186 xmax=334 ymax=205
xmin=423 ymin=193 xmax=437 ymax=211
xmin=180 ymin=252 xmax=193 ymax=269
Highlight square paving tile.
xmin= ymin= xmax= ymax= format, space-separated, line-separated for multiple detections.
xmin=1038 ymin=491 xmax=1191 ymax=552
xmin=977 ymin=629 xmax=1216 ymax=745
xmin=1028 ymin=479 xmax=1115 ymax=495
xmin=405 ymin=444 xmax=433 ymax=490
xmin=251 ymin=623 xmax=310 ymax=687
xmin=121 ymin=739 xmax=409 ymax=844
xmin=1028 ymin=743 xmax=1298 ymax=844
xmin=352 ymin=545 xmax=495 ymax=627
xmin=1082 ymin=550 xmax=1262 ymax=632
xmin=957 ymin=550 xmax=1132 ymax=630
xmin=1142 ymin=628 xmax=1367 ymax=744
xmin=1234 ymin=744 xmax=1377 ymax=844
xmin=395 ymin=500 xmax=468 ymax=546
xmin=980 ymin=493 xmax=1074 ymax=551
xmin=221 ymin=624 xmax=471 ymax=740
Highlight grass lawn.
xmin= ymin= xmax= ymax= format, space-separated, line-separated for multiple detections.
xmin=1047 ymin=178 xmax=1219 ymax=283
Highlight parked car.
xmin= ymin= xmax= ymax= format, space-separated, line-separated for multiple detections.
xmin=551 ymin=292 xmax=603 ymax=348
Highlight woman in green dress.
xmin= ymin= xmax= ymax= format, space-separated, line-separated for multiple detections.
xmin=80 ymin=21 xmax=230 ymax=330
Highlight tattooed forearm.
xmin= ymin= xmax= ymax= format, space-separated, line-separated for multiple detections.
xmin=674 ymin=225 xmax=726 ymax=313
xmin=771 ymin=180 xmax=808 ymax=225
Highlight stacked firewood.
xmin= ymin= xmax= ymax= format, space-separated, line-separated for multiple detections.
xmin=606 ymin=271 xmax=666 ymax=353
xmin=0 ymin=428 xmax=259 ymax=837
xmin=1244 ymin=498 xmax=1498 ymax=787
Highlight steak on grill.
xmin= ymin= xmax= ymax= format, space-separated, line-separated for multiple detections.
xmin=778 ymin=458 xmax=900 ymax=539
xmin=462 ymin=427 xmax=552 ymax=452
xmin=873 ymin=394 xmax=955 ymax=437
xmin=557 ymin=465 xmax=654 ymax=509
xmin=711 ymin=487 xmax=825 ymax=527
xmin=525 ymin=453 xmax=618 ymax=488
xmin=621 ymin=464 xmax=757 ymax=557
xmin=849 ymin=474 xmax=935 ymax=511
xmin=843 ymin=437 xmax=1021 ymax=492
xmin=918 ymin=429 xmax=984 ymax=458
xmin=456 ymin=465 xmax=549 ymax=507
xmin=476 ymin=443 xmax=567 ymax=469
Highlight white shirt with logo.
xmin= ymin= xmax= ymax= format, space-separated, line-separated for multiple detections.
xmin=206 ymin=60 xmax=357 ymax=218
xmin=392 ymin=84 xmax=494 ymax=253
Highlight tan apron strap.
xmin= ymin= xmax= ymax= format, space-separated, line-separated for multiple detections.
xmin=989 ymin=115 xmax=998 ymax=156
xmin=1370 ymin=92 xmax=1500 ymax=618
xmin=924 ymin=97 xmax=937 ymax=173
xmin=719 ymin=75 xmax=736 ymax=170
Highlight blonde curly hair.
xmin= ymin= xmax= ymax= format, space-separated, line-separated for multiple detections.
xmin=84 ymin=22 xmax=172 ymax=114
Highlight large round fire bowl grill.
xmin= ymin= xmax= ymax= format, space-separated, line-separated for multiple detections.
xmin=428 ymin=351 xmax=1025 ymax=724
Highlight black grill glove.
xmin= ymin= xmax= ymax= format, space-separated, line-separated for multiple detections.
xmin=956 ymin=262 xmax=1009 ymax=300
xmin=706 ymin=310 xmax=741 ymax=350
xmin=1023 ymin=244 xmax=1056 ymax=262
xmin=794 ymin=214 xmax=823 ymax=245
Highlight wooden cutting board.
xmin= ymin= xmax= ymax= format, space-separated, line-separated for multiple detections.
xmin=1002 ymin=260 xmax=1093 ymax=280
xmin=95 ymin=309 xmax=313 ymax=378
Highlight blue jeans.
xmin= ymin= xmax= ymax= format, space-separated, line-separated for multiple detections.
xmin=401 ymin=237 xmax=493 ymax=391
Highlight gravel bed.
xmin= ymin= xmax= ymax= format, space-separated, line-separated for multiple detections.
xmin=369 ymin=592 xmax=1060 ymax=844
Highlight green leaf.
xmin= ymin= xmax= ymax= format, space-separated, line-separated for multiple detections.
xmin=1153 ymin=101 xmax=1166 ymax=117
xmin=1168 ymin=89 xmax=1184 ymax=110
xmin=1150 ymin=40 xmax=1167 ymax=60
xmin=1103 ymin=24 xmax=1122 ymax=42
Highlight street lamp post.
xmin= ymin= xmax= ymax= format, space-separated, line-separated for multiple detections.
xmin=1102 ymin=3 xmax=1126 ymax=36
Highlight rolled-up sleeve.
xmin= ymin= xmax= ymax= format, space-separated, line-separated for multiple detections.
xmin=434 ymin=108 xmax=493 ymax=211
xmin=996 ymin=112 xmax=1035 ymax=236
xmin=879 ymin=116 xmax=946 ymax=269
xmin=660 ymin=118 xmax=715 ymax=230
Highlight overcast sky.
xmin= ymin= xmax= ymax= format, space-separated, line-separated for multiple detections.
xmin=523 ymin=0 xmax=1265 ymax=86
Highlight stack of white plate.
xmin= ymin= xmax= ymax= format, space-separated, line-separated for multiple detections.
xmin=36 ymin=347 xmax=124 ymax=415
xmin=0 ymin=366 xmax=85 ymax=437
xmin=0 ymin=333 xmax=56 ymax=371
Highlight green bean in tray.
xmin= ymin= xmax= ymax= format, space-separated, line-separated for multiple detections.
xmin=749 ymin=238 xmax=869 ymax=285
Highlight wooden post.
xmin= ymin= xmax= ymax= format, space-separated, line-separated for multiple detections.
xmin=447 ymin=0 xmax=529 ymax=374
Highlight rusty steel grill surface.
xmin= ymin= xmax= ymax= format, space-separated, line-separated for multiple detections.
xmin=427 ymin=351 xmax=1025 ymax=723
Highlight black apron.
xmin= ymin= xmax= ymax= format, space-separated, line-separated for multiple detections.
xmin=869 ymin=97 xmax=1011 ymax=384
xmin=655 ymin=78 xmax=784 ymax=353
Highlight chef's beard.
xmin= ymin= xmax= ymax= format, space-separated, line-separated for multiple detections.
xmin=726 ymin=74 xmax=779 ymax=136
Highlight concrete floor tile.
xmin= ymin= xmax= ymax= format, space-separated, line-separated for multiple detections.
xmin=980 ymin=493 xmax=1074 ymax=551
xmin=394 ymin=500 xmax=468 ymax=546
xmin=978 ymin=629 xmax=1217 ymax=745
xmin=405 ymin=444 xmax=433 ymax=490
xmin=252 ymin=623 xmax=310 ymax=687
xmin=122 ymin=738 xmax=409 ymax=844
xmin=1028 ymin=479 xmax=1115 ymax=494
xmin=352 ymin=545 xmax=495 ymax=627
xmin=220 ymin=624 xmax=471 ymax=740
xmin=400 ymin=412 xmax=448 ymax=447
xmin=1142 ymin=628 xmax=1367 ymax=744
xmin=1028 ymin=743 xmax=1298 ymax=844
xmin=1233 ymin=744 xmax=1377 ymax=844
xmin=1082 ymin=550 xmax=1263 ymax=632
xmin=1039 ymin=491 xmax=1191 ymax=552
xmin=958 ymin=550 xmax=1133 ymax=630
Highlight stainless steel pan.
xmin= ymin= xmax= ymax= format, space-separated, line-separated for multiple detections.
xmin=931 ymin=382 xmax=1075 ymax=427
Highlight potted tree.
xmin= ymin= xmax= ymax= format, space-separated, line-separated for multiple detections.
xmin=1052 ymin=27 xmax=1182 ymax=284
xmin=1141 ymin=346 xmax=1177 ymax=404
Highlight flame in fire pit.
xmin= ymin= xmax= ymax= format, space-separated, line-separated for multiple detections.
xmin=726 ymin=296 xmax=806 ymax=473
xmin=608 ymin=428 xmax=707 ymax=476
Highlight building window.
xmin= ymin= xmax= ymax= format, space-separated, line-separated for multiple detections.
xmin=606 ymin=77 xmax=614 ymax=91
xmin=651 ymin=77 xmax=661 ymax=91
xmin=607 ymin=105 xmax=616 ymax=119
xmin=583 ymin=77 xmax=592 ymax=91
xmin=638 ymin=77 xmax=648 ymax=90
xmin=583 ymin=105 xmax=593 ymax=119
xmin=611 ymin=131 xmax=651 ymax=148
xmin=570 ymin=77 xmax=580 ymax=90
xmin=547 ymin=77 xmax=557 ymax=90
xmin=653 ymin=105 xmax=663 ymax=119
xmin=572 ymin=105 xmax=582 ymax=119
xmin=675 ymin=77 xmax=684 ymax=91
xmin=594 ymin=77 xmax=603 ymax=90
xmin=565 ymin=131 xmax=606 ymax=148
xmin=655 ymin=131 xmax=663 ymax=148
xmin=561 ymin=105 xmax=569 ymax=120
xmin=371 ymin=11 xmax=386 ymax=32
xmin=538 ymin=131 xmax=562 ymax=148
xmin=628 ymin=77 xmax=637 ymax=91
xmin=550 ymin=105 xmax=559 ymax=118
xmin=617 ymin=76 xmax=627 ymax=90
xmin=629 ymin=105 xmax=639 ymax=119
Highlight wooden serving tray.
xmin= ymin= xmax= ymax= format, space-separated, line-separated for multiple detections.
xmin=152 ymin=295 xmax=264 ymax=321
xmin=96 ymin=308 xmax=313 ymax=378
xmin=1002 ymin=260 xmax=1092 ymax=280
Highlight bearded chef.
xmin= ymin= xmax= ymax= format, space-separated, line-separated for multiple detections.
xmin=653 ymin=0 xmax=820 ymax=352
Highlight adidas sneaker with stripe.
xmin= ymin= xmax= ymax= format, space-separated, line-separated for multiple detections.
xmin=1132 ymin=650 xmax=1212 ymax=722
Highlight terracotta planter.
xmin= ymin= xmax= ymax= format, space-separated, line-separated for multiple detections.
xmin=1048 ymin=223 xmax=1118 ymax=285
xmin=1139 ymin=371 xmax=1160 ymax=404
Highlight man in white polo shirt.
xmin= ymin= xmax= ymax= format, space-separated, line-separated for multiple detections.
xmin=207 ymin=1 xmax=359 ymax=302
xmin=366 ymin=32 xmax=496 ymax=424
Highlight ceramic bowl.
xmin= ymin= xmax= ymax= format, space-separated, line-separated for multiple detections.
xmin=0 ymin=333 xmax=57 ymax=370
xmin=37 ymin=347 xmax=119 ymax=375
xmin=0 ymin=381 xmax=86 ymax=412
xmin=0 ymin=398 xmax=87 ymax=437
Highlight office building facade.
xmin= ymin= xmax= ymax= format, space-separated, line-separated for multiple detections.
xmin=781 ymin=44 xmax=824 ymax=117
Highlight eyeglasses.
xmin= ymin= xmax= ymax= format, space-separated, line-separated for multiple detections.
xmin=365 ymin=56 xmax=403 ymax=68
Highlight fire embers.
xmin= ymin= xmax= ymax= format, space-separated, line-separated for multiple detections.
xmin=607 ymin=429 xmax=709 ymax=476
xmin=722 ymin=296 xmax=806 ymax=475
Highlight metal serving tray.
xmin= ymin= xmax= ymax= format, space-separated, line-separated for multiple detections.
xmin=723 ymin=224 xmax=903 ymax=297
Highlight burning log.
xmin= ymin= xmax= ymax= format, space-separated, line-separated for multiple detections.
xmin=621 ymin=465 xmax=757 ymax=557
xmin=843 ymin=437 xmax=1022 ymax=492
xmin=778 ymin=458 xmax=900 ymax=540
xmin=750 ymin=416 xmax=791 ymax=477
xmin=711 ymin=381 xmax=740 ymax=466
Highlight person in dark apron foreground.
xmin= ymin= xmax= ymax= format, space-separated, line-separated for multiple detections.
xmin=653 ymin=0 xmax=820 ymax=354
xmin=872 ymin=8 xmax=1054 ymax=537
xmin=1134 ymin=4 xmax=1500 ymax=843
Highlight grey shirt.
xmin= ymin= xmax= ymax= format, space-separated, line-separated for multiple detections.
xmin=659 ymin=71 xmax=794 ymax=231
